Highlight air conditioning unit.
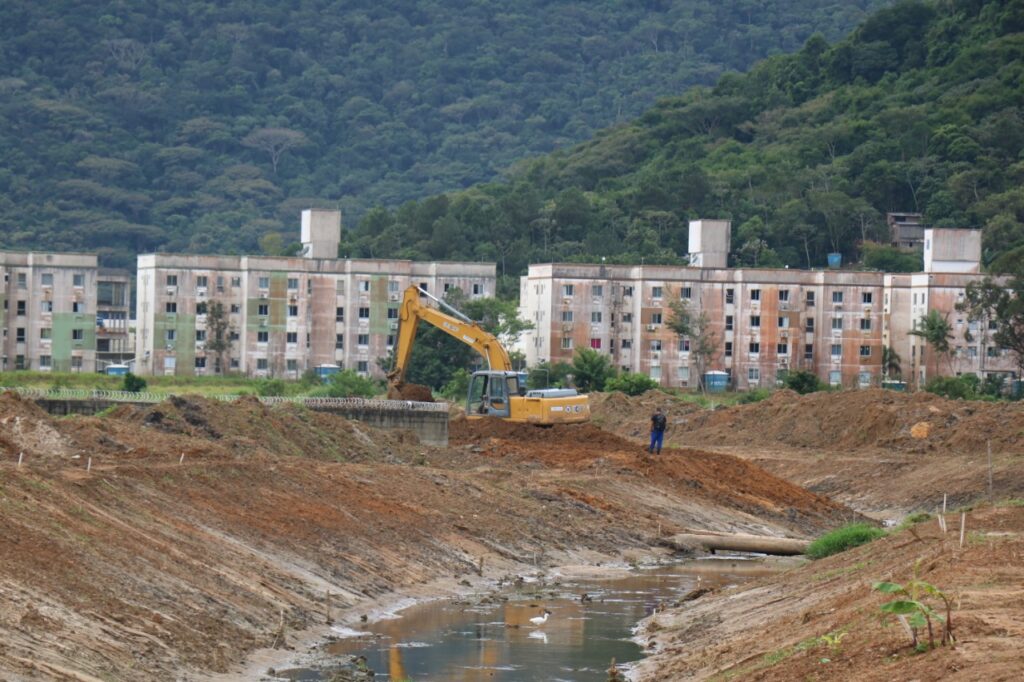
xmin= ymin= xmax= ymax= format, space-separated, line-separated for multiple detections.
xmin=197 ymin=287 xmax=207 ymax=298
xmin=389 ymin=294 xmax=400 ymax=302
xmin=259 ymin=292 xmax=269 ymax=299
xmin=165 ymin=344 xmax=174 ymax=351
xmin=646 ymin=324 xmax=657 ymax=331
xmin=196 ymin=343 xmax=205 ymax=351
xmin=260 ymin=319 xmax=267 ymax=327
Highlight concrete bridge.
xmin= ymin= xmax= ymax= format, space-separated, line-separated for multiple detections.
xmin=2 ymin=387 xmax=449 ymax=446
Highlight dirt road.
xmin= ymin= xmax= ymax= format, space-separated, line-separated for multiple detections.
xmin=0 ymin=393 xmax=851 ymax=680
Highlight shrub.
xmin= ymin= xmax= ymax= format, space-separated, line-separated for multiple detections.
xmin=317 ymin=369 xmax=381 ymax=398
xmin=924 ymin=375 xmax=980 ymax=400
xmin=121 ymin=372 xmax=147 ymax=393
xmin=256 ymin=378 xmax=286 ymax=397
xmin=604 ymin=372 xmax=659 ymax=396
xmin=440 ymin=368 xmax=471 ymax=401
xmin=782 ymin=369 xmax=824 ymax=394
xmin=806 ymin=523 xmax=885 ymax=559
xmin=737 ymin=388 xmax=771 ymax=404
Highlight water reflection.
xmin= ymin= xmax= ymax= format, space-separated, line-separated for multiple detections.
xmin=282 ymin=560 xmax=773 ymax=681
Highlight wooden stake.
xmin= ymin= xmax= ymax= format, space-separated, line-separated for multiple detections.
xmin=959 ymin=513 xmax=966 ymax=549
xmin=942 ymin=493 xmax=947 ymax=514
xmin=179 ymin=452 xmax=185 ymax=465
xmin=86 ymin=457 xmax=92 ymax=473
xmin=17 ymin=452 xmax=23 ymax=467
xmin=987 ymin=440 xmax=993 ymax=500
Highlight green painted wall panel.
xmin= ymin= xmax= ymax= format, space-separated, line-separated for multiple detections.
xmin=51 ymin=313 xmax=96 ymax=371
xmin=153 ymin=313 xmax=196 ymax=376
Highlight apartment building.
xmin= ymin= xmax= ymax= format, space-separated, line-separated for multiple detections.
xmin=0 ymin=252 xmax=132 ymax=373
xmin=520 ymin=221 xmax=1014 ymax=390
xmin=135 ymin=209 xmax=496 ymax=378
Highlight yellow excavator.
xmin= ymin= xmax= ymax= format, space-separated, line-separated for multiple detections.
xmin=387 ymin=285 xmax=590 ymax=425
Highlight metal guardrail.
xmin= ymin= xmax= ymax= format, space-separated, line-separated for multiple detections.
xmin=0 ymin=386 xmax=448 ymax=412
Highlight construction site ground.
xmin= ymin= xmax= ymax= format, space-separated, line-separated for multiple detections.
xmin=2 ymin=388 xmax=1022 ymax=680
xmin=0 ymin=391 xmax=849 ymax=681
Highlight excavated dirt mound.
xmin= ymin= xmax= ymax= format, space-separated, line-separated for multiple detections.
xmin=593 ymin=389 xmax=1024 ymax=456
xmin=636 ymin=504 xmax=1024 ymax=681
xmin=387 ymin=382 xmax=434 ymax=402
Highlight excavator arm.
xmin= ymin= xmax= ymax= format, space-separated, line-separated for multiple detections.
xmin=387 ymin=285 xmax=512 ymax=389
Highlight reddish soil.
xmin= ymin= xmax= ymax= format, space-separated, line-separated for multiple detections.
xmin=386 ymin=382 xmax=434 ymax=402
xmin=0 ymin=392 xmax=848 ymax=680
xmin=591 ymin=389 xmax=1024 ymax=513
xmin=635 ymin=504 xmax=1024 ymax=681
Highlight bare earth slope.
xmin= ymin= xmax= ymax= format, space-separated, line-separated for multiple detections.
xmin=0 ymin=392 xmax=852 ymax=680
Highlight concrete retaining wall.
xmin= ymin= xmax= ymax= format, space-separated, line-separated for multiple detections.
xmin=32 ymin=398 xmax=449 ymax=447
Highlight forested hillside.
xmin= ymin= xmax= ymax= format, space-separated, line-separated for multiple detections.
xmin=0 ymin=0 xmax=887 ymax=268
xmin=346 ymin=0 xmax=1024 ymax=288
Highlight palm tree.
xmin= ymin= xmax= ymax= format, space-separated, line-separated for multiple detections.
xmin=882 ymin=346 xmax=902 ymax=380
xmin=909 ymin=310 xmax=954 ymax=378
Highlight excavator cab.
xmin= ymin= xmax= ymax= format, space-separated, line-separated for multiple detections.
xmin=468 ymin=371 xmax=523 ymax=418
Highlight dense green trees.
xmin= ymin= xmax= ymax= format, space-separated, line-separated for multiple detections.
xmin=344 ymin=0 xmax=1024 ymax=288
xmin=0 ymin=1 xmax=886 ymax=268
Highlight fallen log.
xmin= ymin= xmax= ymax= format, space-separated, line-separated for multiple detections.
xmin=660 ymin=532 xmax=810 ymax=556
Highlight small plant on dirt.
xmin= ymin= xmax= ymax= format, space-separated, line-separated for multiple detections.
xmin=874 ymin=563 xmax=954 ymax=651
xmin=737 ymin=387 xmax=771 ymax=404
xmin=806 ymin=523 xmax=885 ymax=559
xmin=818 ymin=630 xmax=847 ymax=652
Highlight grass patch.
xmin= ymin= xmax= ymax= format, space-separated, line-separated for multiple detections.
xmin=807 ymin=523 xmax=886 ymax=560
xmin=996 ymin=498 xmax=1024 ymax=507
xmin=891 ymin=511 xmax=931 ymax=533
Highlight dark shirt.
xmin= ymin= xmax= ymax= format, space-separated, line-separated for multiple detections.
xmin=651 ymin=412 xmax=667 ymax=432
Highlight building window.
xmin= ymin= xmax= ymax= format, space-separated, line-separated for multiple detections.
xmin=806 ymin=318 xmax=814 ymax=332
xmin=336 ymin=307 xmax=344 ymax=322
xmin=860 ymin=345 xmax=871 ymax=357
xmin=258 ymin=276 xmax=270 ymax=289
xmin=562 ymin=284 xmax=574 ymax=297
xmin=726 ymin=288 xmax=735 ymax=304
xmin=196 ymin=275 xmax=208 ymax=288
xmin=286 ymin=332 xmax=298 ymax=344
xmin=859 ymin=371 xmax=871 ymax=387
xmin=472 ymin=283 xmax=483 ymax=295
xmin=16 ymin=300 xmax=25 ymax=315
xmin=591 ymin=311 xmax=602 ymax=323
xmin=778 ymin=316 xmax=789 ymax=328
xmin=164 ymin=302 xmax=177 ymax=314
xmin=286 ymin=359 xmax=298 ymax=372
xmin=679 ymin=339 xmax=690 ymax=353
xmin=39 ymin=355 xmax=51 ymax=368
xmin=967 ymin=346 xmax=978 ymax=359
xmin=386 ymin=335 xmax=395 ymax=348
xmin=725 ymin=341 xmax=733 ymax=357
xmin=725 ymin=315 xmax=733 ymax=331
xmin=357 ymin=334 xmax=369 ymax=346
xmin=15 ymin=355 xmax=24 ymax=369
xmin=804 ymin=344 xmax=813 ymax=360
xmin=257 ymin=358 xmax=268 ymax=370
xmin=71 ymin=357 xmax=83 ymax=370
xmin=862 ymin=292 xmax=873 ymax=304
xmin=831 ymin=343 xmax=842 ymax=357
xmin=73 ymin=301 xmax=85 ymax=313
xmin=196 ymin=330 xmax=206 ymax=342
xmin=593 ymin=285 xmax=603 ymax=297
xmin=387 ymin=307 xmax=398 ymax=320
xmin=230 ymin=304 xmax=241 ymax=314
xmin=195 ymin=357 xmax=207 ymax=369
xmin=335 ymin=334 xmax=344 ymax=349
xmin=288 ymin=305 xmax=298 ymax=317
xmin=231 ymin=277 xmax=241 ymax=288
xmin=16 ymin=328 xmax=25 ymax=343
xmin=561 ymin=337 xmax=573 ymax=350
xmin=832 ymin=317 xmax=843 ymax=330
xmin=749 ymin=342 xmax=760 ymax=354
xmin=779 ymin=289 xmax=789 ymax=302
xmin=40 ymin=328 xmax=51 ymax=340
xmin=196 ymin=302 xmax=208 ymax=315
xmin=681 ymin=286 xmax=692 ymax=300
xmin=258 ymin=304 xmax=269 ymax=316
xmin=621 ymin=339 xmax=632 ymax=349
xmin=751 ymin=289 xmax=761 ymax=301
xmin=652 ymin=286 xmax=663 ymax=299
xmin=651 ymin=340 xmax=662 ymax=351
xmin=230 ymin=358 xmax=239 ymax=368
xmin=165 ymin=330 xmax=176 ymax=342
xmin=41 ymin=300 xmax=53 ymax=313
xmin=590 ymin=338 xmax=602 ymax=349
xmin=561 ymin=311 xmax=574 ymax=323
xmin=650 ymin=366 xmax=662 ymax=381
xmin=71 ymin=273 xmax=84 ymax=287
xmin=288 ymin=277 xmax=299 ymax=290
xmin=677 ymin=366 xmax=690 ymax=384
xmin=750 ymin=315 xmax=761 ymax=328
xmin=358 ymin=307 xmax=370 ymax=320
xmin=806 ymin=291 xmax=815 ymax=306
xmin=832 ymin=291 xmax=843 ymax=304
xmin=777 ymin=343 xmax=789 ymax=355
xmin=829 ymin=370 xmax=841 ymax=386
xmin=622 ymin=313 xmax=633 ymax=323
xmin=388 ymin=280 xmax=400 ymax=293
xmin=748 ymin=368 xmax=760 ymax=384
xmin=860 ymin=318 xmax=872 ymax=331
xmin=257 ymin=331 xmax=269 ymax=343
xmin=166 ymin=275 xmax=178 ymax=287
xmin=357 ymin=361 xmax=369 ymax=373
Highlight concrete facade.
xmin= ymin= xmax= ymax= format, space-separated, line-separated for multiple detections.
xmin=521 ymin=224 xmax=1014 ymax=390
xmin=1 ymin=252 xmax=132 ymax=373
xmin=135 ymin=210 xmax=496 ymax=378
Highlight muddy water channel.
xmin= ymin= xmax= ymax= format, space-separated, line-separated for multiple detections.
xmin=276 ymin=559 xmax=778 ymax=681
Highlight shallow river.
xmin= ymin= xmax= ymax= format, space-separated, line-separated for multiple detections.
xmin=277 ymin=559 xmax=773 ymax=681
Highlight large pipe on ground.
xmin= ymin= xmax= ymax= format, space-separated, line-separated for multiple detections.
xmin=661 ymin=532 xmax=810 ymax=556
